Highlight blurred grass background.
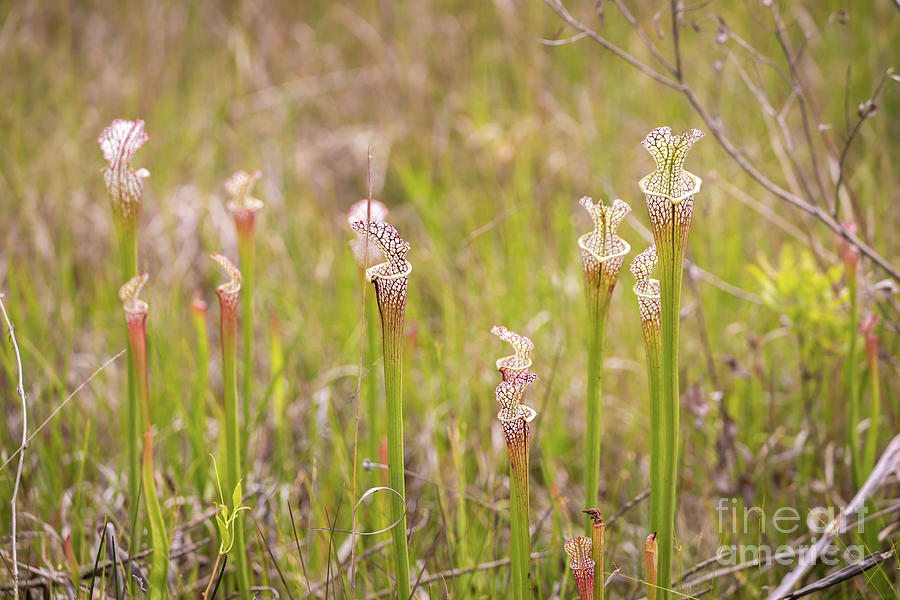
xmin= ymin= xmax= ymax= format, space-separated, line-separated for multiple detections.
xmin=1 ymin=0 xmax=898 ymax=597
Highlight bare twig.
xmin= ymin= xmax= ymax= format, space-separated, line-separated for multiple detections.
xmin=670 ymin=0 xmax=682 ymax=78
xmin=607 ymin=487 xmax=650 ymax=527
xmin=612 ymin=0 xmax=675 ymax=72
xmin=766 ymin=433 xmax=900 ymax=599
xmin=537 ymin=31 xmax=589 ymax=46
xmin=543 ymin=1 xmax=900 ymax=282
xmin=0 ymin=293 xmax=26 ymax=600
xmin=834 ymin=68 xmax=895 ymax=219
xmin=543 ymin=0 xmax=682 ymax=89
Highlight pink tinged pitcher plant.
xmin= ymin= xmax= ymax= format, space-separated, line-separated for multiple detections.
xmin=639 ymin=127 xmax=704 ymax=599
xmin=119 ymin=274 xmax=169 ymax=599
xmin=99 ymin=118 xmax=150 ymax=505
xmin=225 ymin=170 xmax=263 ymax=466
xmin=211 ymin=254 xmax=250 ymax=597
xmin=492 ymin=326 xmax=538 ymax=600
xmin=564 ymin=536 xmax=595 ymax=600
xmin=348 ymin=219 xmax=413 ymax=599
xmin=348 ymin=199 xmax=390 ymax=464
xmin=577 ymin=196 xmax=631 ymax=521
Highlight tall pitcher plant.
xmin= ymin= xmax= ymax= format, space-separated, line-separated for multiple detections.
xmin=348 ymin=219 xmax=413 ymax=598
xmin=638 ymin=127 xmax=704 ymax=598
xmin=99 ymin=118 xmax=150 ymax=505
xmin=577 ymin=197 xmax=630 ymax=518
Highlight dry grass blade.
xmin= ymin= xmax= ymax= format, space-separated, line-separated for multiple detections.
xmin=254 ymin=522 xmax=296 ymax=600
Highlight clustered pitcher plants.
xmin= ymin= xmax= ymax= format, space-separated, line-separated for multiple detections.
xmin=94 ymin=113 xmax=720 ymax=599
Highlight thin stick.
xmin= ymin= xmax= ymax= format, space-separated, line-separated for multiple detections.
xmin=1 ymin=293 xmax=27 ymax=600
xmin=349 ymin=148 xmax=375 ymax=597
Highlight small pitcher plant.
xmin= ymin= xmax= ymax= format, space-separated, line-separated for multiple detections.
xmin=225 ymin=170 xmax=263 ymax=466
xmin=119 ymin=274 xmax=169 ymax=599
xmin=492 ymin=325 xmax=539 ymax=600
xmin=348 ymin=219 xmax=413 ymax=598
xmin=630 ymin=246 xmax=665 ymax=548
xmin=564 ymin=536 xmax=595 ymax=600
xmin=99 ymin=118 xmax=150 ymax=505
xmin=644 ymin=532 xmax=659 ymax=600
xmin=577 ymin=196 xmax=630 ymax=518
xmin=211 ymin=253 xmax=250 ymax=597
xmin=638 ymin=127 xmax=704 ymax=598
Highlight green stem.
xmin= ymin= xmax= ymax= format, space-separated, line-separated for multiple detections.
xmin=508 ymin=440 xmax=532 ymax=600
xmin=238 ymin=232 xmax=254 ymax=471
xmin=584 ymin=285 xmax=610 ymax=527
xmin=117 ymin=221 xmax=140 ymax=510
xmin=861 ymin=344 xmax=881 ymax=554
xmin=862 ymin=351 xmax=880 ymax=477
xmin=190 ymin=305 xmax=210 ymax=495
xmin=381 ymin=315 xmax=411 ymax=599
xmin=644 ymin=319 xmax=663 ymax=541
xmin=847 ymin=283 xmax=861 ymax=489
xmin=127 ymin=312 xmax=169 ymax=599
xmin=220 ymin=302 xmax=250 ymax=596
xmin=142 ymin=431 xmax=170 ymax=600
xmin=366 ymin=298 xmax=381 ymax=464
xmin=654 ymin=203 xmax=688 ymax=600
xmin=270 ymin=316 xmax=287 ymax=475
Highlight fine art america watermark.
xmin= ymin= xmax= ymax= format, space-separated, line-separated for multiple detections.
xmin=714 ymin=498 xmax=866 ymax=566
